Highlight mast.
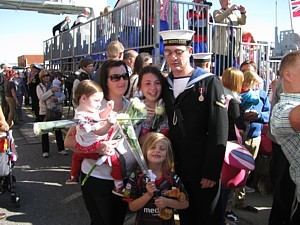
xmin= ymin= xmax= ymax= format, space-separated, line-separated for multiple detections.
xmin=288 ymin=0 xmax=294 ymax=30
xmin=275 ymin=0 xmax=279 ymax=51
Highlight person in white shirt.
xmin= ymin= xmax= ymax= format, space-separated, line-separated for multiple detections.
xmin=72 ymin=8 xmax=91 ymax=28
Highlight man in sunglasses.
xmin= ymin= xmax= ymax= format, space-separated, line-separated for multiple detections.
xmin=160 ymin=30 xmax=228 ymax=225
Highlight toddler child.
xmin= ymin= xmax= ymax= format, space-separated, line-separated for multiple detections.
xmin=51 ymin=78 xmax=63 ymax=110
xmin=65 ymin=80 xmax=124 ymax=196
xmin=240 ymin=70 xmax=260 ymax=137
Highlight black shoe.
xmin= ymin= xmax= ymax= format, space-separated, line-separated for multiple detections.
xmin=236 ymin=204 xmax=258 ymax=213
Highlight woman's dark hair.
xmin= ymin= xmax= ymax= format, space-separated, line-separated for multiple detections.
xmin=137 ymin=65 xmax=166 ymax=99
xmin=99 ymin=60 xmax=129 ymax=100
xmin=132 ymin=52 xmax=152 ymax=75
xmin=79 ymin=58 xmax=94 ymax=69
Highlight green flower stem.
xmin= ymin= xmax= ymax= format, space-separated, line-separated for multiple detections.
xmin=81 ymin=163 xmax=97 ymax=186
xmin=116 ymin=118 xmax=146 ymax=121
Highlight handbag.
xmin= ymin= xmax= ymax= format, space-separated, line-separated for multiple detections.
xmin=39 ymin=84 xmax=63 ymax=122
xmin=44 ymin=108 xmax=62 ymax=121
xmin=221 ymin=97 xmax=255 ymax=189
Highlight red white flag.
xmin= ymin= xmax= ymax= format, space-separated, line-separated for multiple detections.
xmin=290 ymin=0 xmax=300 ymax=17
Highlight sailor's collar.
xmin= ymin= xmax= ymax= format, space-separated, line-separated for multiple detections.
xmin=167 ymin=67 xmax=213 ymax=89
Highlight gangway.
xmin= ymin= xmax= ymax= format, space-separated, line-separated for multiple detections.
xmin=0 ymin=0 xmax=106 ymax=17
xmin=38 ymin=0 xmax=279 ymax=118
xmin=43 ymin=0 xmax=274 ymax=79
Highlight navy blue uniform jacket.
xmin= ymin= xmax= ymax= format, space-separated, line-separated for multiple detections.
xmin=162 ymin=67 xmax=228 ymax=183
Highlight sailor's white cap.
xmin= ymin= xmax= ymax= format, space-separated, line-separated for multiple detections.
xmin=84 ymin=8 xmax=91 ymax=14
xmin=192 ymin=53 xmax=212 ymax=62
xmin=33 ymin=63 xmax=43 ymax=70
xmin=159 ymin=30 xmax=195 ymax=46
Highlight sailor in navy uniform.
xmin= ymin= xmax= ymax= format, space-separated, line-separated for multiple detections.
xmin=192 ymin=52 xmax=212 ymax=71
xmin=160 ymin=30 xmax=228 ymax=225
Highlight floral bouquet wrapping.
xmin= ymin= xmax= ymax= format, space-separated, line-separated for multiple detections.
xmin=33 ymin=120 xmax=77 ymax=135
xmin=113 ymin=97 xmax=149 ymax=175
xmin=113 ymin=114 xmax=149 ymax=174
xmin=82 ymin=98 xmax=150 ymax=185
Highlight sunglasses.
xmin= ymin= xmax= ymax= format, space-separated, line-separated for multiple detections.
xmin=42 ymin=74 xmax=50 ymax=78
xmin=109 ymin=73 xmax=129 ymax=82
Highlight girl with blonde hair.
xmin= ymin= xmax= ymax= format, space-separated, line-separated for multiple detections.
xmin=123 ymin=133 xmax=189 ymax=224
xmin=240 ymin=70 xmax=260 ymax=112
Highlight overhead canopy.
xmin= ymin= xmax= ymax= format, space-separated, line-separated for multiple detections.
xmin=0 ymin=0 xmax=107 ymax=17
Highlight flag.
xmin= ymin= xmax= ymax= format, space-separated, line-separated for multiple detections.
xmin=290 ymin=0 xmax=300 ymax=17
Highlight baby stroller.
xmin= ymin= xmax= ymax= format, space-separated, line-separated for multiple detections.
xmin=0 ymin=130 xmax=20 ymax=207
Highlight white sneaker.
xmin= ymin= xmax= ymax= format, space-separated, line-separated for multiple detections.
xmin=43 ymin=152 xmax=49 ymax=158
xmin=59 ymin=150 xmax=68 ymax=155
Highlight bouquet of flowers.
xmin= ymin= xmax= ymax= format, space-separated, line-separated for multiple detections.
xmin=151 ymin=99 xmax=166 ymax=132
xmin=33 ymin=118 xmax=107 ymax=135
xmin=82 ymin=97 xmax=150 ymax=185
xmin=33 ymin=120 xmax=77 ymax=135
xmin=113 ymin=114 xmax=148 ymax=174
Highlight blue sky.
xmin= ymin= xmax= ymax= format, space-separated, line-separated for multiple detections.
xmin=0 ymin=0 xmax=293 ymax=63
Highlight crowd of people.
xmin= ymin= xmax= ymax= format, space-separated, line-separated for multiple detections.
xmin=48 ymin=0 xmax=258 ymax=78
xmin=57 ymin=29 xmax=289 ymax=225
xmin=1 ymin=30 xmax=296 ymax=225
xmin=1 ymin=1 xmax=300 ymax=225
xmin=0 ymin=63 xmax=30 ymax=125
xmin=52 ymin=32 xmax=298 ymax=224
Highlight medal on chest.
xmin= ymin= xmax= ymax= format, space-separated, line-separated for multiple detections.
xmin=198 ymin=87 xmax=204 ymax=102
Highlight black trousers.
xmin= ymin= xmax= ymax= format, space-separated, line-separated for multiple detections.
xmin=29 ymin=89 xmax=39 ymax=119
xmin=81 ymin=172 xmax=128 ymax=225
xmin=39 ymin=115 xmax=64 ymax=153
xmin=178 ymin=180 xmax=222 ymax=225
xmin=269 ymin=142 xmax=295 ymax=225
